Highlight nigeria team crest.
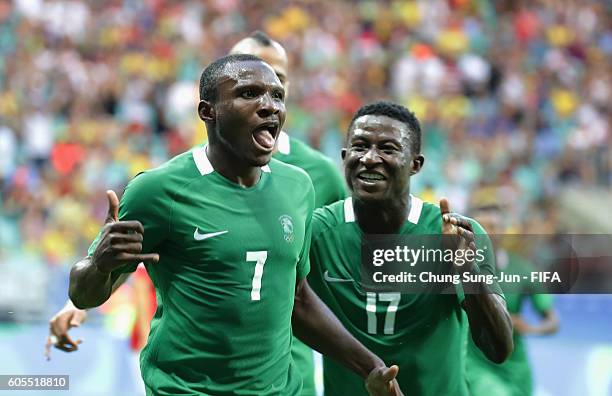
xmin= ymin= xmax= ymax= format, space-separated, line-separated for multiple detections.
xmin=279 ymin=215 xmax=294 ymax=243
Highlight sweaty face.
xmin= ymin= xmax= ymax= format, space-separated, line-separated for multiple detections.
xmin=212 ymin=61 xmax=286 ymax=167
xmin=343 ymin=115 xmax=418 ymax=204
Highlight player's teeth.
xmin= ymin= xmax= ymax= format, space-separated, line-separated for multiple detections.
xmin=361 ymin=173 xmax=383 ymax=180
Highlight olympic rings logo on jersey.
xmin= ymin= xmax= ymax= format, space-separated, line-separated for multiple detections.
xmin=279 ymin=215 xmax=294 ymax=243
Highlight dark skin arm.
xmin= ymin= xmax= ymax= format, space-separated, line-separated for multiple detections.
xmin=440 ymin=198 xmax=514 ymax=364
xmin=292 ymin=278 xmax=402 ymax=396
xmin=462 ymin=292 xmax=513 ymax=364
xmin=69 ymin=190 xmax=159 ymax=310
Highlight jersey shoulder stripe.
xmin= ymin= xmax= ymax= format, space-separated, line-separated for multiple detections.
xmin=312 ymin=195 xmax=428 ymax=240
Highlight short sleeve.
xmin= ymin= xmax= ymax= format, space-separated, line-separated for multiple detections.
xmin=87 ymin=171 xmax=170 ymax=275
xmin=305 ymin=209 xmax=328 ymax=293
xmin=296 ymin=181 xmax=315 ymax=279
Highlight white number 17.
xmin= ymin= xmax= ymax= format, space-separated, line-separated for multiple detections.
xmin=366 ymin=292 xmax=400 ymax=334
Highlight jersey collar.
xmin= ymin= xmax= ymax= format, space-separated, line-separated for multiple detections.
xmin=343 ymin=195 xmax=423 ymax=225
xmin=276 ymin=131 xmax=290 ymax=155
xmin=192 ymin=145 xmax=271 ymax=175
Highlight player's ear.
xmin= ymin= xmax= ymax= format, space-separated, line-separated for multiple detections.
xmin=410 ymin=154 xmax=424 ymax=175
xmin=341 ymin=148 xmax=347 ymax=160
xmin=198 ymin=100 xmax=215 ymax=122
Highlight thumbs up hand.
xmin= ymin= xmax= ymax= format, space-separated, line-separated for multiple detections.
xmin=440 ymin=197 xmax=476 ymax=272
xmin=91 ymin=190 xmax=159 ymax=275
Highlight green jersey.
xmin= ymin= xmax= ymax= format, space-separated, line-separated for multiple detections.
xmin=273 ymin=131 xmax=347 ymax=209
xmin=308 ymin=196 xmax=502 ymax=396
xmin=90 ymin=145 xmax=314 ymax=395
xmin=466 ymin=252 xmax=554 ymax=396
xmin=273 ymin=131 xmax=348 ymax=396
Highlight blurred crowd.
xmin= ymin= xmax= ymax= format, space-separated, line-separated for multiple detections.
xmin=0 ymin=0 xmax=610 ymax=279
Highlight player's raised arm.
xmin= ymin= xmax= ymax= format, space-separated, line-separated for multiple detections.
xmin=69 ymin=190 xmax=159 ymax=309
xmin=292 ymin=278 xmax=403 ymax=396
xmin=440 ymin=198 xmax=513 ymax=364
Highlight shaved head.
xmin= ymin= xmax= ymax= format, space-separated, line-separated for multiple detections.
xmin=230 ymin=32 xmax=289 ymax=92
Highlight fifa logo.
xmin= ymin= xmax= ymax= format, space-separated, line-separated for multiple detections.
xmin=279 ymin=215 xmax=294 ymax=243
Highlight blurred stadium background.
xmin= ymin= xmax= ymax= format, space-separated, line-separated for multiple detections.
xmin=0 ymin=0 xmax=610 ymax=395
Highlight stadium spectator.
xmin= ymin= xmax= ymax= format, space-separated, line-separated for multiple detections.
xmin=1 ymin=1 xmax=608 ymax=270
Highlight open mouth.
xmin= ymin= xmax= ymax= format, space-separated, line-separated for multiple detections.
xmin=252 ymin=121 xmax=280 ymax=152
xmin=357 ymin=171 xmax=386 ymax=182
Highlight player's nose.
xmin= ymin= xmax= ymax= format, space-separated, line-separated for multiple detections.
xmin=256 ymin=92 xmax=280 ymax=118
xmin=360 ymin=147 xmax=382 ymax=167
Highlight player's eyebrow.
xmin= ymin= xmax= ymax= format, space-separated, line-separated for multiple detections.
xmin=234 ymin=80 xmax=284 ymax=94
xmin=349 ymin=134 xmax=368 ymax=142
xmin=378 ymin=138 xmax=402 ymax=147
xmin=233 ymin=81 xmax=265 ymax=90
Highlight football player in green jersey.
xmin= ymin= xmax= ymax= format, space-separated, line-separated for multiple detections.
xmin=466 ymin=201 xmax=559 ymax=396
xmin=307 ymin=101 xmax=514 ymax=395
xmin=47 ymin=32 xmax=347 ymax=396
xmin=68 ymin=54 xmax=402 ymax=395
xmin=230 ymin=31 xmax=348 ymax=396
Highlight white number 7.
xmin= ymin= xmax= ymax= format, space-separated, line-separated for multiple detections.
xmin=246 ymin=251 xmax=268 ymax=301
xmin=366 ymin=292 xmax=400 ymax=334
